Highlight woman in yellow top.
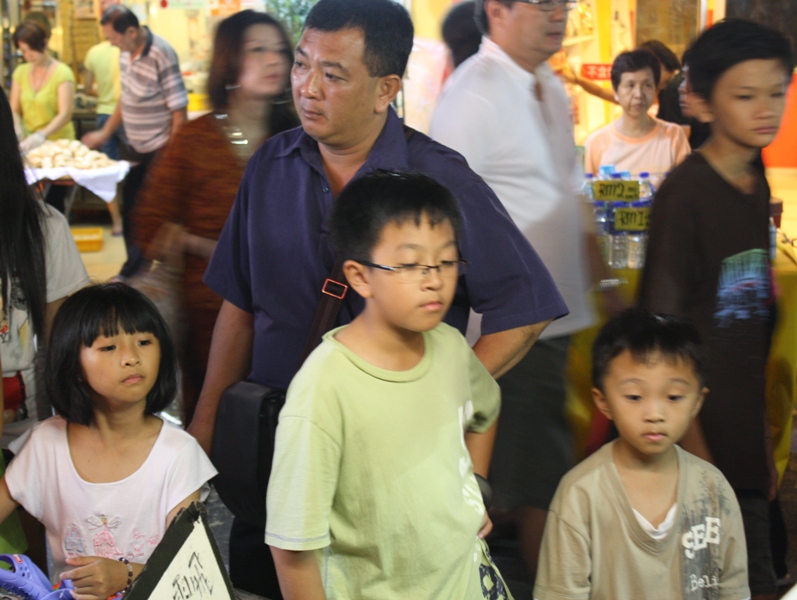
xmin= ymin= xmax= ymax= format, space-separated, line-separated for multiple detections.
xmin=11 ymin=21 xmax=76 ymax=214
xmin=11 ymin=21 xmax=75 ymax=152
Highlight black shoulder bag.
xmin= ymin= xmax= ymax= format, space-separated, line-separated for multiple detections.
xmin=210 ymin=262 xmax=348 ymax=529
xmin=211 ymin=126 xmax=418 ymax=528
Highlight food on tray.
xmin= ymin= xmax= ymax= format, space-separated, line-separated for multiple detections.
xmin=24 ymin=139 xmax=117 ymax=170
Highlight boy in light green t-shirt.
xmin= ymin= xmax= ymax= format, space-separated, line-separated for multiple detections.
xmin=266 ymin=170 xmax=512 ymax=599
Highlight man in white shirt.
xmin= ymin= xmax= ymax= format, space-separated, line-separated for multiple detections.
xmin=430 ymin=0 xmax=621 ymax=590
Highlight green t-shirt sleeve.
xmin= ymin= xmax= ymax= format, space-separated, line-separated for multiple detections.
xmin=464 ymin=337 xmax=500 ymax=433
xmin=84 ymin=46 xmax=96 ymax=72
xmin=266 ymin=372 xmax=342 ymax=551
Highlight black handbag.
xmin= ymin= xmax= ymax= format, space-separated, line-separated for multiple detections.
xmin=210 ymin=262 xmax=348 ymax=529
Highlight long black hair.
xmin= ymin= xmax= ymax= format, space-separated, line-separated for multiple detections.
xmin=0 ymin=86 xmax=47 ymax=340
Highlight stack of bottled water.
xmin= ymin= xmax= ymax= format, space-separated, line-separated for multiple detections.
xmin=592 ymin=170 xmax=655 ymax=269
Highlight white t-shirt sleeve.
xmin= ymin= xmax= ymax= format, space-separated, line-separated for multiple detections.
xmin=4 ymin=420 xmax=52 ymax=520
xmin=163 ymin=427 xmax=217 ymax=511
xmin=42 ymin=204 xmax=90 ymax=303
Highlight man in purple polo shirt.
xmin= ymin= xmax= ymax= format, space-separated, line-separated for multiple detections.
xmin=191 ymin=0 xmax=566 ymax=596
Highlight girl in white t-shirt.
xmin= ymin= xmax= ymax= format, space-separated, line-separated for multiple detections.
xmin=0 ymin=283 xmax=216 ymax=600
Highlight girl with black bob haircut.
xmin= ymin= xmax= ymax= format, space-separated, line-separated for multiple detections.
xmin=1 ymin=282 xmax=215 ymax=598
xmin=45 ymin=283 xmax=178 ymax=425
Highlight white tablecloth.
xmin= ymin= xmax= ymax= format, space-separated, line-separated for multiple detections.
xmin=25 ymin=161 xmax=131 ymax=202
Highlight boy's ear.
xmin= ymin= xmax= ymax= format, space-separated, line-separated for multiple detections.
xmin=692 ymin=386 xmax=708 ymax=419
xmin=689 ymin=93 xmax=715 ymax=124
xmin=592 ymin=387 xmax=614 ymax=421
xmin=342 ymin=259 xmax=373 ymax=299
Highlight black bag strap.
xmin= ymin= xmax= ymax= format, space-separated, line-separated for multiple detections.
xmin=300 ymin=258 xmax=347 ymax=363
xmin=299 ymin=125 xmax=418 ymax=364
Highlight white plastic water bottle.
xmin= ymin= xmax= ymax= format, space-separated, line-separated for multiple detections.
xmin=638 ymin=171 xmax=656 ymax=200
xmin=625 ymin=174 xmax=655 ymax=269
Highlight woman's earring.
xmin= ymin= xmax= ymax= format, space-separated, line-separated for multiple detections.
xmin=225 ymin=83 xmax=241 ymax=91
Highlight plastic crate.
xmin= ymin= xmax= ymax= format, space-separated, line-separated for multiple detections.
xmin=70 ymin=227 xmax=104 ymax=252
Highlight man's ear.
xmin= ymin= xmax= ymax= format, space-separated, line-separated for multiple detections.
xmin=689 ymin=93 xmax=715 ymax=124
xmin=374 ymin=74 xmax=402 ymax=114
xmin=485 ymin=0 xmax=510 ymax=32
xmin=342 ymin=260 xmax=373 ymax=299
xmin=592 ymin=387 xmax=614 ymax=421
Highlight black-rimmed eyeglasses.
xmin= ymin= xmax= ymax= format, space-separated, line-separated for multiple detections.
xmin=357 ymin=259 xmax=469 ymax=283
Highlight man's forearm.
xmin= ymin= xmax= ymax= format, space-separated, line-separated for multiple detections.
xmin=465 ymin=422 xmax=498 ymax=477
xmin=187 ymin=300 xmax=254 ymax=452
xmin=472 ymin=321 xmax=551 ymax=379
xmin=170 ymin=108 xmax=187 ymax=140
xmin=103 ymin=103 xmax=122 ymax=136
xmin=271 ymin=548 xmax=326 ymax=600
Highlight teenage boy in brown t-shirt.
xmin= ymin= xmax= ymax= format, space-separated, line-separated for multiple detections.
xmin=637 ymin=19 xmax=794 ymax=599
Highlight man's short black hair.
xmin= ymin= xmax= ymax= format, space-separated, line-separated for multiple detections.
xmin=687 ymin=18 xmax=794 ymax=100
xmin=100 ymin=5 xmax=139 ymax=34
xmin=330 ymin=170 xmax=463 ymax=263
xmin=639 ymin=40 xmax=681 ymax=73
xmin=611 ymin=49 xmax=662 ymax=91
xmin=46 ymin=283 xmax=178 ymax=426
xmin=303 ymin=0 xmax=414 ymax=78
xmin=592 ymin=309 xmax=705 ymax=392
xmin=442 ymin=1 xmax=482 ymax=69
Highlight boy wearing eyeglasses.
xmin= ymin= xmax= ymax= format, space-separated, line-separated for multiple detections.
xmin=266 ymin=170 xmax=513 ymax=600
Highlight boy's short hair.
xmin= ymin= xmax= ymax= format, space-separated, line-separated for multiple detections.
xmin=687 ymin=18 xmax=794 ymax=100
xmin=639 ymin=40 xmax=681 ymax=73
xmin=46 ymin=283 xmax=178 ymax=426
xmin=592 ymin=309 xmax=705 ymax=391
xmin=329 ymin=170 xmax=463 ymax=262
xmin=303 ymin=0 xmax=414 ymax=78
xmin=611 ymin=50 xmax=661 ymax=91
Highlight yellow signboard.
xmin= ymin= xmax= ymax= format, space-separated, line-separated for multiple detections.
xmin=614 ymin=207 xmax=652 ymax=232
xmin=592 ymin=180 xmax=641 ymax=201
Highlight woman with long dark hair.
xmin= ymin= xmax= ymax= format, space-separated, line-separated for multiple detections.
xmin=1 ymin=85 xmax=89 ymax=445
xmin=0 ymin=84 xmax=89 ymax=565
xmin=133 ymin=10 xmax=299 ymax=426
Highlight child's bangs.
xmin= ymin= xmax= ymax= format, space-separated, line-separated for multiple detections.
xmin=79 ymin=293 xmax=161 ymax=346
xmin=628 ymin=346 xmax=697 ymax=373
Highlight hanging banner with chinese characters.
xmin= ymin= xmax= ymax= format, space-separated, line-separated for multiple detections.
xmin=580 ymin=64 xmax=612 ymax=81
xmin=209 ymin=0 xmax=241 ymax=16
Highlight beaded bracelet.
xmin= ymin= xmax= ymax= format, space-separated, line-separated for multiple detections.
xmin=118 ymin=557 xmax=133 ymax=593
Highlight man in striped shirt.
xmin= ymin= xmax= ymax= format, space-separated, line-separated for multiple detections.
xmin=83 ymin=5 xmax=187 ymax=279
